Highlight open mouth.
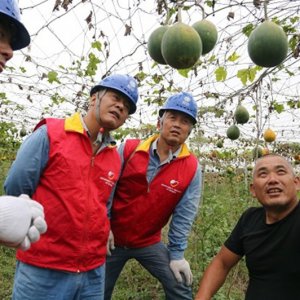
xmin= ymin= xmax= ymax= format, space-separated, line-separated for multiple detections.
xmin=267 ymin=187 xmax=282 ymax=195
xmin=170 ymin=130 xmax=180 ymax=135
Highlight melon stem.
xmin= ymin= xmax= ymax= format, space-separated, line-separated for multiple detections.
xmin=165 ymin=9 xmax=171 ymax=25
xmin=178 ymin=5 xmax=182 ymax=23
xmin=263 ymin=0 xmax=269 ymax=20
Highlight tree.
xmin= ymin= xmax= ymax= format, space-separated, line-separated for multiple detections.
xmin=1 ymin=0 xmax=300 ymax=154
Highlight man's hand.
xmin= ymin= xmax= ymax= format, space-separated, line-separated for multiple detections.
xmin=0 ymin=194 xmax=47 ymax=250
xmin=170 ymin=258 xmax=193 ymax=286
xmin=106 ymin=230 xmax=115 ymax=256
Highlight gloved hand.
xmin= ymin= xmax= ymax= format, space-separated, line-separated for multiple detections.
xmin=106 ymin=230 xmax=115 ymax=256
xmin=170 ymin=258 xmax=193 ymax=286
xmin=0 ymin=194 xmax=47 ymax=250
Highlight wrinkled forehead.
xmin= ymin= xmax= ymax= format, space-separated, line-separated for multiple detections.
xmin=253 ymin=155 xmax=293 ymax=175
xmin=163 ymin=110 xmax=194 ymax=123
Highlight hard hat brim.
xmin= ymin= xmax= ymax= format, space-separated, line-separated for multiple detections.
xmin=1 ymin=13 xmax=30 ymax=50
xmin=159 ymin=108 xmax=197 ymax=125
xmin=91 ymin=86 xmax=137 ymax=115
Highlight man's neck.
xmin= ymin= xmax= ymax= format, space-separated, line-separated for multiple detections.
xmin=156 ymin=137 xmax=180 ymax=162
xmin=265 ymin=200 xmax=298 ymax=224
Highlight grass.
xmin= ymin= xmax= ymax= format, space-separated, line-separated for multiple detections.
xmin=0 ymin=171 xmax=253 ymax=299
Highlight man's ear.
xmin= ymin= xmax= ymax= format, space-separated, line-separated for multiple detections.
xmin=157 ymin=118 xmax=162 ymax=131
xmin=249 ymin=183 xmax=256 ymax=198
xmin=294 ymin=176 xmax=300 ymax=192
xmin=89 ymin=94 xmax=96 ymax=107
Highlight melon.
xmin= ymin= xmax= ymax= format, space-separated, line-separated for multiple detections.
xmin=192 ymin=19 xmax=218 ymax=55
xmin=147 ymin=26 xmax=169 ymax=65
xmin=20 ymin=128 xmax=27 ymax=137
xmin=252 ymin=146 xmax=263 ymax=159
xmin=226 ymin=166 xmax=234 ymax=175
xmin=226 ymin=125 xmax=240 ymax=140
xmin=263 ymin=128 xmax=276 ymax=142
xmin=234 ymin=105 xmax=250 ymax=124
xmin=248 ymin=20 xmax=288 ymax=67
xmin=161 ymin=22 xmax=202 ymax=69
xmin=216 ymin=139 xmax=223 ymax=148
xmin=294 ymin=154 xmax=300 ymax=161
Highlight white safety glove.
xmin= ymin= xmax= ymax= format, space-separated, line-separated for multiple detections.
xmin=170 ymin=258 xmax=193 ymax=286
xmin=106 ymin=230 xmax=115 ymax=256
xmin=0 ymin=194 xmax=47 ymax=250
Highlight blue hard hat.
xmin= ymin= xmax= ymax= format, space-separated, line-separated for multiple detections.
xmin=90 ymin=74 xmax=139 ymax=115
xmin=0 ymin=0 xmax=30 ymax=50
xmin=159 ymin=92 xmax=198 ymax=124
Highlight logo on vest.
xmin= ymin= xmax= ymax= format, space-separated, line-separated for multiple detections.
xmin=161 ymin=179 xmax=182 ymax=194
xmin=99 ymin=171 xmax=115 ymax=187
xmin=170 ymin=179 xmax=179 ymax=187
xmin=108 ymin=171 xmax=114 ymax=180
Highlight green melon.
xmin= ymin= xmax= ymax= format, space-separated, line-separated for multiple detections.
xmin=216 ymin=139 xmax=223 ymax=148
xmin=234 ymin=105 xmax=250 ymax=124
xmin=226 ymin=125 xmax=240 ymax=140
xmin=161 ymin=22 xmax=202 ymax=69
xmin=147 ymin=26 xmax=169 ymax=65
xmin=192 ymin=19 xmax=218 ymax=55
xmin=20 ymin=127 xmax=27 ymax=137
xmin=252 ymin=146 xmax=263 ymax=160
xmin=248 ymin=20 xmax=288 ymax=67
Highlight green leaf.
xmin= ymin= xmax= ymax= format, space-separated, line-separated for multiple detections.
xmin=178 ymin=68 xmax=190 ymax=78
xmin=228 ymin=52 xmax=240 ymax=62
xmin=47 ymin=71 xmax=60 ymax=84
xmin=288 ymin=35 xmax=297 ymax=51
xmin=50 ymin=93 xmax=66 ymax=105
xmin=242 ymin=24 xmax=254 ymax=37
xmin=273 ymin=102 xmax=284 ymax=114
xmin=206 ymin=1 xmax=213 ymax=7
xmin=85 ymin=53 xmax=101 ymax=76
xmin=215 ymin=67 xmax=227 ymax=82
xmin=135 ymin=71 xmax=147 ymax=81
xmin=237 ymin=69 xmax=248 ymax=85
xmin=285 ymin=68 xmax=295 ymax=76
xmin=237 ymin=68 xmax=257 ymax=85
xmin=248 ymin=68 xmax=256 ymax=82
xmin=208 ymin=55 xmax=216 ymax=63
xmin=91 ymin=41 xmax=102 ymax=51
xmin=287 ymin=100 xmax=296 ymax=109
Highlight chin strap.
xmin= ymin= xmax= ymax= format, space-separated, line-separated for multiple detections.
xmin=95 ymin=89 xmax=107 ymax=127
xmin=93 ymin=127 xmax=105 ymax=146
xmin=92 ymin=89 xmax=107 ymax=146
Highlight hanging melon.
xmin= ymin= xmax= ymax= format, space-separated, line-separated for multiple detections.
xmin=226 ymin=125 xmax=240 ymax=140
xmin=216 ymin=139 xmax=223 ymax=148
xmin=248 ymin=20 xmax=288 ymax=67
xmin=263 ymin=128 xmax=276 ymax=142
xmin=252 ymin=146 xmax=263 ymax=159
xmin=234 ymin=105 xmax=250 ymax=124
xmin=147 ymin=25 xmax=169 ymax=65
xmin=192 ymin=19 xmax=218 ymax=55
xmin=161 ymin=22 xmax=202 ymax=69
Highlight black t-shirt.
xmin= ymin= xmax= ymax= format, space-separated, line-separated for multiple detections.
xmin=225 ymin=202 xmax=300 ymax=300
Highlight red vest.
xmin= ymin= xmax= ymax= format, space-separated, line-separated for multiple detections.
xmin=17 ymin=113 xmax=121 ymax=272
xmin=111 ymin=135 xmax=198 ymax=248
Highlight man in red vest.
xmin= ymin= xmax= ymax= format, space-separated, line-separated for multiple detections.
xmin=105 ymin=92 xmax=202 ymax=300
xmin=4 ymin=74 xmax=139 ymax=300
xmin=0 ymin=0 xmax=47 ymax=250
